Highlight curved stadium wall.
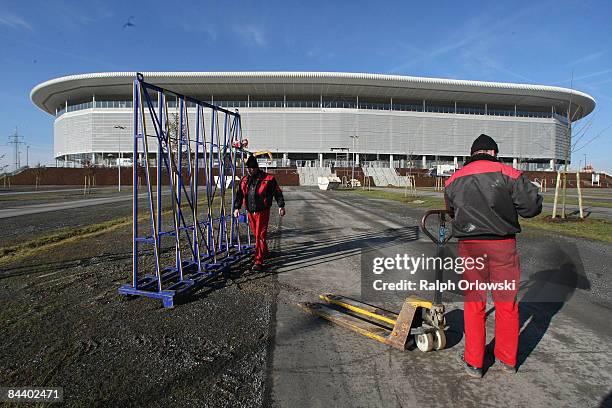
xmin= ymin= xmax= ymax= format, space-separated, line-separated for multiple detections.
xmin=32 ymin=72 xmax=594 ymax=170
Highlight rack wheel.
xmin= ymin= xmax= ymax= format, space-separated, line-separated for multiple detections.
xmin=434 ymin=329 xmax=446 ymax=350
xmin=416 ymin=333 xmax=434 ymax=352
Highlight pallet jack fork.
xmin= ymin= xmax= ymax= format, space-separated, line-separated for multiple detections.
xmin=298 ymin=209 xmax=452 ymax=352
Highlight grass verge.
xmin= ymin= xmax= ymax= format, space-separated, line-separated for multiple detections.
xmin=339 ymin=188 xmax=446 ymax=208
xmin=0 ymin=217 xmax=132 ymax=266
xmin=339 ymin=188 xmax=612 ymax=243
xmin=520 ymin=216 xmax=612 ymax=243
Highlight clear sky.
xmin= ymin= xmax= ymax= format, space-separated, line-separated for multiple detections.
xmin=1 ymin=0 xmax=611 ymax=171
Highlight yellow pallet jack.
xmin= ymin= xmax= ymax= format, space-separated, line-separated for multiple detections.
xmin=298 ymin=210 xmax=452 ymax=352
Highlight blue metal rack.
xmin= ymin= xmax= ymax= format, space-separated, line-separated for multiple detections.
xmin=118 ymin=73 xmax=253 ymax=308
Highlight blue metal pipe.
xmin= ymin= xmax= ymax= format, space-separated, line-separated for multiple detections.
xmin=132 ymin=80 xmax=139 ymax=289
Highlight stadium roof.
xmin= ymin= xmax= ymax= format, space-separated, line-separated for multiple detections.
xmin=31 ymin=71 xmax=595 ymax=120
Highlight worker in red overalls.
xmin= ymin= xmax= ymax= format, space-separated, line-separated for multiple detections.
xmin=233 ymin=155 xmax=286 ymax=271
xmin=444 ymin=134 xmax=542 ymax=377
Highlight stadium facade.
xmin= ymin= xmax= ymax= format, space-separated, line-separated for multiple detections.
xmin=30 ymin=72 xmax=595 ymax=170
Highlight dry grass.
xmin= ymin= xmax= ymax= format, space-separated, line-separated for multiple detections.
xmin=0 ymin=217 xmax=132 ymax=265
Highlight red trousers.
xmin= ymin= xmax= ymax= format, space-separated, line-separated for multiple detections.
xmin=247 ymin=208 xmax=270 ymax=265
xmin=458 ymin=239 xmax=520 ymax=368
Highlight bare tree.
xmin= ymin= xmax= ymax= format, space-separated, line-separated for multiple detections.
xmin=553 ymin=75 xmax=610 ymax=219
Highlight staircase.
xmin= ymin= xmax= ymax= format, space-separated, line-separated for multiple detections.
xmin=362 ymin=167 xmax=409 ymax=187
xmin=296 ymin=166 xmax=335 ymax=186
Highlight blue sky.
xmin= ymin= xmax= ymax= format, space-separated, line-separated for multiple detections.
xmin=1 ymin=0 xmax=611 ymax=171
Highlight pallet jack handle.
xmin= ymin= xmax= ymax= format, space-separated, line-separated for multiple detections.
xmin=420 ymin=209 xmax=452 ymax=246
xmin=420 ymin=209 xmax=452 ymax=307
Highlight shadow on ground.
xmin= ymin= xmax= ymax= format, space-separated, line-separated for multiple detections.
xmin=481 ymin=241 xmax=590 ymax=372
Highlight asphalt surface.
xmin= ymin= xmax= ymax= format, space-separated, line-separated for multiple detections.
xmin=0 ymin=188 xmax=139 ymax=247
xmin=539 ymin=188 xmax=612 ymax=202
xmin=0 ymin=187 xmax=117 ymax=196
xmin=266 ymin=187 xmax=612 ymax=408
xmin=540 ymin=202 xmax=612 ymax=219
xmin=1 ymin=186 xmax=611 ymax=407
xmin=0 ymin=191 xmax=155 ymax=219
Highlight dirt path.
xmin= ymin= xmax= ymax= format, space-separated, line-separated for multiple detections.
xmin=0 ymin=206 xmax=281 ymax=407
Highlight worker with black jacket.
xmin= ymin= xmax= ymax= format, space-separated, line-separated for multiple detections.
xmin=444 ymin=134 xmax=542 ymax=378
xmin=233 ymin=155 xmax=286 ymax=271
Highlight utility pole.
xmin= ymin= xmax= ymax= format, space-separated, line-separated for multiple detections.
xmin=7 ymin=127 xmax=26 ymax=171
xmin=349 ymin=135 xmax=359 ymax=188
xmin=26 ymin=145 xmax=30 ymax=167
xmin=114 ymin=125 xmax=125 ymax=191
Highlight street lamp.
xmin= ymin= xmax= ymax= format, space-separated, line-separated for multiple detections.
xmin=114 ymin=125 xmax=126 ymax=191
xmin=349 ymin=135 xmax=359 ymax=188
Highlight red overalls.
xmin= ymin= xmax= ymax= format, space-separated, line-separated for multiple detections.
xmin=238 ymin=172 xmax=280 ymax=265
xmin=459 ymin=239 xmax=520 ymax=368
xmin=247 ymin=209 xmax=270 ymax=265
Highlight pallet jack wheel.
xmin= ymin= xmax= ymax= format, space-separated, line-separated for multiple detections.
xmin=416 ymin=333 xmax=434 ymax=352
xmin=434 ymin=329 xmax=446 ymax=350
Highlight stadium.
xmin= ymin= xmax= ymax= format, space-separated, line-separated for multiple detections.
xmin=30 ymin=71 xmax=595 ymax=171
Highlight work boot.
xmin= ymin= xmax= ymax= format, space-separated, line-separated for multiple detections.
xmin=251 ymin=263 xmax=264 ymax=272
xmin=456 ymin=352 xmax=483 ymax=378
xmin=496 ymin=360 xmax=516 ymax=373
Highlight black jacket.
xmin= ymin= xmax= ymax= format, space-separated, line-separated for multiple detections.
xmin=444 ymin=155 xmax=542 ymax=240
xmin=234 ymin=170 xmax=285 ymax=213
